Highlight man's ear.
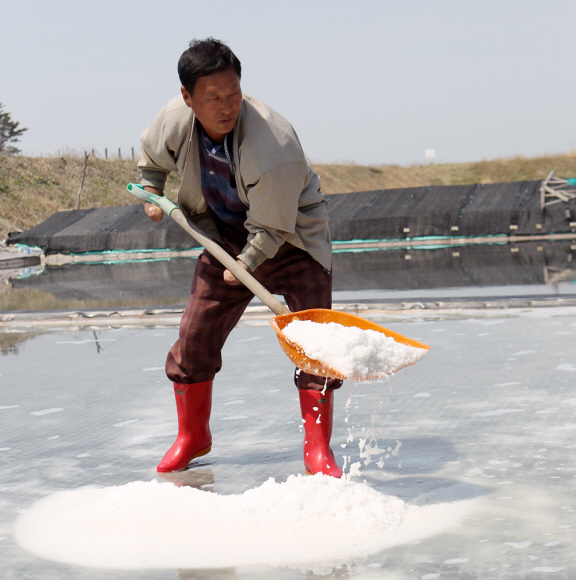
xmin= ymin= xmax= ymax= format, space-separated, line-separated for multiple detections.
xmin=181 ymin=86 xmax=193 ymax=108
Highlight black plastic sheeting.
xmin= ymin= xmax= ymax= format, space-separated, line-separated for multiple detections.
xmin=9 ymin=241 xmax=576 ymax=303
xmin=6 ymin=205 xmax=193 ymax=253
xmin=326 ymin=180 xmax=575 ymax=241
xmin=7 ymin=181 xmax=576 ymax=252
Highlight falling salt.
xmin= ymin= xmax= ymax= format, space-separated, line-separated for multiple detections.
xmin=282 ymin=320 xmax=427 ymax=381
xmin=347 ymin=462 xmax=362 ymax=480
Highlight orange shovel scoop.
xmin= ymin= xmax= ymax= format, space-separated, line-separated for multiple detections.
xmin=271 ymin=308 xmax=430 ymax=380
xmin=127 ymin=183 xmax=430 ymax=381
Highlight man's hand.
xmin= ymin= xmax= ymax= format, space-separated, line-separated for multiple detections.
xmin=223 ymin=259 xmax=251 ymax=285
xmin=143 ymin=186 xmax=164 ymax=222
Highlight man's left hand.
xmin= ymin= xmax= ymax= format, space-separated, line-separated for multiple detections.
xmin=223 ymin=259 xmax=251 ymax=285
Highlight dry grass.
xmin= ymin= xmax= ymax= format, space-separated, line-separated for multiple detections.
xmin=0 ymin=155 xmax=180 ymax=240
xmin=314 ymin=153 xmax=576 ymax=194
xmin=2 ymin=152 xmax=576 ymax=240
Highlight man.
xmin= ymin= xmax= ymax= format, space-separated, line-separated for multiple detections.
xmin=139 ymin=38 xmax=343 ymax=478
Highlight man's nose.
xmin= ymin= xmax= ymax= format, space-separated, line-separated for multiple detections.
xmin=221 ymin=97 xmax=232 ymax=113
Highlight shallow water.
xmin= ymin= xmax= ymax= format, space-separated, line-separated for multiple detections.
xmin=2 ymin=240 xmax=575 ymax=311
xmin=1 ymin=307 xmax=576 ymax=578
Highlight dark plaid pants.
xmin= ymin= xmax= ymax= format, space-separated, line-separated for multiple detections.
xmin=166 ymin=219 xmax=334 ymax=385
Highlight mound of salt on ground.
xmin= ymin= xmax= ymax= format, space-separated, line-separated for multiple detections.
xmin=15 ymin=474 xmax=474 ymax=570
xmin=282 ymin=320 xmax=427 ymax=381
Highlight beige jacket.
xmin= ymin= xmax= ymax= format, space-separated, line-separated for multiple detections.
xmin=138 ymin=93 xmax=332 ymax=271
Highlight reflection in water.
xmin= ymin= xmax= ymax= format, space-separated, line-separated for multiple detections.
xmin=0 ymin=331 xmax=41 ymax=355
xmin=307 ymin=567 xmax=351 ymax=579
xmin=1 ymin=241 xmax=575 ymax=311
xmin=178 ymin=568 xmax=238 ymax=580
xmin=332 ymin=240 xmax=576 ymax=291
xmin=2 ymin=258 xmax=196 ymax=311
xmin=158 ymin=467 xmax=215 ymax=492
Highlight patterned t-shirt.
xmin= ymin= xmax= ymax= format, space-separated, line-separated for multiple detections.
xmin=197 ymin=127 xmax=247 ymax=226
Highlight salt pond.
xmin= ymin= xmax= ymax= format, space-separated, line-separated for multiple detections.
xmin=1 ymin=306 xmax=576 ymax=578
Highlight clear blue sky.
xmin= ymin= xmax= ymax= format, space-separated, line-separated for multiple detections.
xmin=2 ymin=0 xmax=576 ymax=165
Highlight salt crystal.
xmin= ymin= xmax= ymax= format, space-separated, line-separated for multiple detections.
xmin=282 ymin=320 xmax=427 ymax=381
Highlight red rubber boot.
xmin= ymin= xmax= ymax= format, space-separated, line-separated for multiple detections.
xmin=156 ymin=381 xmax=213 ymax=473
xmin=299 ymin=388 xmax=343 ymax=478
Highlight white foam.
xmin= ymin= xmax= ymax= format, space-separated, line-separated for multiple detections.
xmin=474 ymin=409 xmax=523 ymax=417
xmin=282 ymin=320 xmax=427 ymax=381
xmin=495 ymin=382 xmax=521 ymax=387
xmin=220 ymin=415 xmax=249 ymax=421
xmin=113 ymin=420 xmax=139 ymax=427
xmin=504 ymin=541 xmax=533 ymax=549
xmin=30 ymin=408 xmax=63 ymax=416
xmin=556 ymin=363 xmax=576 ymax=371
xmin=15 ymin=475 xmax=475 ymax=570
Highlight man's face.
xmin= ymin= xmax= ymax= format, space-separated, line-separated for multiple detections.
xmin=182 ymin=67 xmax=242 ymax=143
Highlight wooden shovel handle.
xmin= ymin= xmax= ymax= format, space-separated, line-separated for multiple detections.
xmin=127 ymin=183 xmax=290 ymax=316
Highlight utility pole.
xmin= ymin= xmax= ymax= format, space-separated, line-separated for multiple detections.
xmin=76 ymin=151 xmax=89 ymax=210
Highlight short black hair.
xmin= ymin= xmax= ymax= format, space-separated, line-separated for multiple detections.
xmin=178 ymin=38 xmax=242 ymax=95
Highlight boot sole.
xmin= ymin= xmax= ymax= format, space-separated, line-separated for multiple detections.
xmin=157 ymin=444 xmax=212 ymax=473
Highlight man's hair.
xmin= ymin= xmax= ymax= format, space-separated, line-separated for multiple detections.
xmin=178 ymin=38 xmax=242 ymax=95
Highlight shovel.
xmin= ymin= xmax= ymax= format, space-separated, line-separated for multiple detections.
xmin=127 ymin=183 xmax=429 ymax=380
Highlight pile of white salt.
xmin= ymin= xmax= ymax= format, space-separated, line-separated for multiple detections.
xmin=15 ymin=474 xmax=473 ymax=570
xmin=282 ymin=320 xmax=427 ymax=381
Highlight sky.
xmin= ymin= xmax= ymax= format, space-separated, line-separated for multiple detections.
xmin=2 ymin=0 xmax=576 ymax=166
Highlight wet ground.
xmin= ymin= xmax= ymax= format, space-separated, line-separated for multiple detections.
xmin=1 ymin=242 xmax=576 ymax=579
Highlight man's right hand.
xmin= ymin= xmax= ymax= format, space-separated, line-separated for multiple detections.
xmin=143 ymin=186 xmax=164 ymax=222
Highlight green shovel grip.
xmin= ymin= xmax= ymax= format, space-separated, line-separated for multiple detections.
xmin=127 ymin=183 xmax=178 ymax=216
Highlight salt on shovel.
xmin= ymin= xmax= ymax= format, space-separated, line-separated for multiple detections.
xmin=127 ymin=183 xmax=429 ymax=380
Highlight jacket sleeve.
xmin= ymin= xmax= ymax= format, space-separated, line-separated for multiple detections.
xmin=237 ymin=162 xmax=308 ymax=270
xmin=137 ymin=99 xmax=192 ymax=189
